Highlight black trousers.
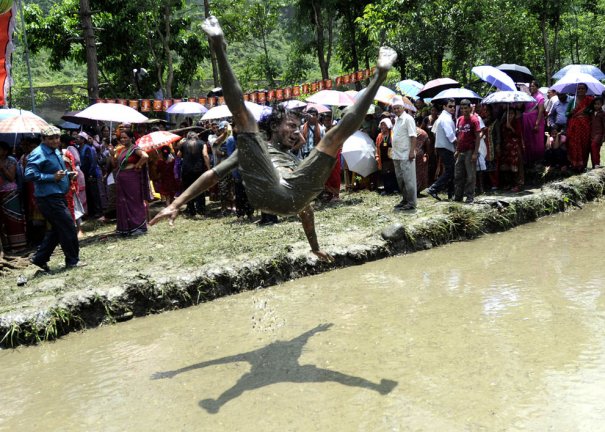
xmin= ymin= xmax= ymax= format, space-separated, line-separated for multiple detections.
xmin=33 ymin=194 xmax=79 ymax=266
xmin=182 ymin=170 xmax=206 ymax=215
xmin=429 ymin=148 xmax=455 ymax=198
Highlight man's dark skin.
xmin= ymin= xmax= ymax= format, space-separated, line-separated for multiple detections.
xmin=150 ymin=16 xmax=397 ymax=262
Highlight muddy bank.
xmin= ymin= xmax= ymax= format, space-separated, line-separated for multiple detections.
xmin=2 ymin=170 xmax=604 ymax=348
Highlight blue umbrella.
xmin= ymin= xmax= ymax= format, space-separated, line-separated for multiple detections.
xmin=432 ymin=88 xmax=482 ymax=103
xmin=553 ymin=64 xmax=605 ymax=80
xmin=59 ymin=120 xmax=81 ymax=130
xmin=471 ymin=65 xmax=516 ymax=91
xmin=395 ymin=79 xmax=423 ymax=98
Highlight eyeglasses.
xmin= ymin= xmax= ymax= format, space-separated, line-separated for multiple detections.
xmin=447 ymin=105 xmax=455 ymax=109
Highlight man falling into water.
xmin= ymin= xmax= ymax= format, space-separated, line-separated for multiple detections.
xmin=151 ymin=16 xmax=398 ymax=260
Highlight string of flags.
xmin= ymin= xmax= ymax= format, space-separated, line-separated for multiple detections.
xmin=93 ymin=67 xmax=377 ymax=112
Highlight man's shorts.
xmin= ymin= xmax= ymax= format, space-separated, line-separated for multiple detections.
xmin=212 ymin=133 xmax=336 ymax=215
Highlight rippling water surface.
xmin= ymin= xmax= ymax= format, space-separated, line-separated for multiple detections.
xmin=2 ymin=203 xmax=605 ymax=431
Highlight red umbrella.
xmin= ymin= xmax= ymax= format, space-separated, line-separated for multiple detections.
xmin=417 ymin=78 xmax=460 ymax=99
xmin=136 ymin=131 xmax=182 ymax=151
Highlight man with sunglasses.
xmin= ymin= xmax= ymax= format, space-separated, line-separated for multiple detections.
xmin=25 ymin=126 xmax=84 ymax=271
xmin=426 ymin=99 xmax=457 ymax=200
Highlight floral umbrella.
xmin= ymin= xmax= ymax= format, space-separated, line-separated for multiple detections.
xmin=136 ymin=131 xmax=182 ymax=151
xmin=482 ymin=91 xmax=536 ymax=104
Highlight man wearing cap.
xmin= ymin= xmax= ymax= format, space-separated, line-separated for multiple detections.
xmin=25 ymin=126 xmax=84 ymax=271
xmin=391 ymin=96 xmax=418 ymax=210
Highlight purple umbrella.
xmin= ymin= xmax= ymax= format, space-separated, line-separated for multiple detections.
xmin=417 ymin=78 xmax=460 ymax=99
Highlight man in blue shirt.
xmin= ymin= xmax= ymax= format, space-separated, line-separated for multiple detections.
xmin=25 ymin=125 xmax=84 ymax=271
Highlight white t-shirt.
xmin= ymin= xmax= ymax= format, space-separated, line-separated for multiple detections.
xmin=391 ymin=112 xmax=417 ymax=159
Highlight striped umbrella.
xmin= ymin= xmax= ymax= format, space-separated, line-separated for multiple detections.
xmin=0 ymin=114 xmax=49 ymax=133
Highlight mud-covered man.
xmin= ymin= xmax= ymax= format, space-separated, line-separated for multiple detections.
xmin=151 ymin=16 xmax=397 ymax=261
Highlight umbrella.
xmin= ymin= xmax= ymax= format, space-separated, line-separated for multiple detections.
xmin=58 ymin=121 xmax=81 ymax=130
xmin=306 ymin=90 xmax=355 ymax=106
xmin=166 ymin=101 xmax=208 ymax=115
xmin=0 ymin=115 xmax=49 ymax=134
xmin=496 ymin=64 xmax=534 ymax=83
xmin=61 ymin=110 xmax=101 ymax=127
xmin=553 ymin=64 xmax=605 ymax=80
xmin=341 ymin=130 xmax=378 ymax=177
xmin=280 ymin=100 xmax=307 ymax=110
xmin=550 ymin=72 xmax=605 ymax=96
xmin=432 ymin=88 xmax=482 ymax=103
xmin=417 ymin=78 xmax=460 ymax=98
xmin=201 ymin=101 xmax=268 ymax=121
xmin=75 ymin=103 xmax=148 ymax=123
xmin=0 ymin=108 xmax=44 ymax=121
xmin=304 ymin=103 xmax=331 ymax=114
xmin=344 ymin=90 xmax=359 ymax=98
xmin=482 ymin=91 xmax=536 ymax=104
xmin=355 ymin=85 xmax=397 ymax=105
xmin=471 ymin=65 xmax=516 ymax=91
xmin=136 ymin=131 xmax=182 ymax=151
xmin=396 ymin=79 xmax=423 ymax=98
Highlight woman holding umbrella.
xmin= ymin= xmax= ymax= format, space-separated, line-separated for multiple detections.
xmin=566 ymin=83 xmax=594 ymax=171
xmin=114 ymin=129 xmax=151 ymax=236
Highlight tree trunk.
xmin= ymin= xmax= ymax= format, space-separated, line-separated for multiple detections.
xmin=311 ymin=1 xmax=330 ymax=80
xmin=204 ymin=0 xmax=220 ymax=88
xmin=79 ymin=0 xmax=99 ymax=102
xmin=542 ymin=16 xmax=551 ymax=85
xmin=162 ymin=3 xmax=174 ymax=98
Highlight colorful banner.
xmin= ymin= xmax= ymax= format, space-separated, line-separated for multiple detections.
xmin=0 ymin=4 xmax=15 ymax=107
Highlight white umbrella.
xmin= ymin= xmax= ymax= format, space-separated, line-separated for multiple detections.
xmin=0 ymin=108 xmax=45 ymax=121
xmin=280 ymin=100 xmax=307 ymax=110
xmin=166 ymin=101 xmax=208 ymax=115
xmin=553 ymin=64 xmax=605 ymax=80
xmin=471 ymin=65 xmax=516 ymax=91
xmin=551 ymin=72 xmax=605 ymax=96
xmin=482 ymin=91 xmax=536 ymax=104
xmin=75 ymin=103 xmax=148 ymax=123
xmin=201 ymin=101 xmax=268 ymax=121
xmin=341 ymin=131 xmax=377 ymax=177
xmin=355 ymin=86 xmax=397 ymax=104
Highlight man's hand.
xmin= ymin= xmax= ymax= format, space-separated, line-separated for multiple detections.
xmin=408 ymin=150 xmax=416 ymax=161
xmin=312 ymin=250 xmax=334 ymax=263
xmin=54 ymin=170 xmax=67 ymax=182
xmin=149 ymin=205 xmax=180 ymax=227
xmin=377 ymin=46 xmax=397 ymax=72
xmin=201 ymin=16 xmax=224 ymax=39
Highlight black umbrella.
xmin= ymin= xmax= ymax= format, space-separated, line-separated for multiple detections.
xmin=496 ymin=64 xmax=534 ymax=83
xmin=417 ymin=78 xmax=460 ymax=99
xmin=60 ymin=110 xmax=102 ymax=127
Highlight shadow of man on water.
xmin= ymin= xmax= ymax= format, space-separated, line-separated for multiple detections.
xmin=151 ymin=323 xmax=398 ymax=414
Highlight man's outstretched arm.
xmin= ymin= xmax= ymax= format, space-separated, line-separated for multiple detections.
xmin=202 ymin=16 xmax=257 ymax=134
xmin=316 ymin=47 xmax=397 ymax=158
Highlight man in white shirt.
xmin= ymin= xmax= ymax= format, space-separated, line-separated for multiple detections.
xmin=391 ymin=96 xmax=417 ymax=210
xmin=427 ymin=99 xmax=457 ymax=200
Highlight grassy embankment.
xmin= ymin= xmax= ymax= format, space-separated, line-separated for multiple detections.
xmin=1 ymin=169 xmax=604 ymax=348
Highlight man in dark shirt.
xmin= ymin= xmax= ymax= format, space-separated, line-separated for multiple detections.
xmin=179 ymin=131 xmax=211 ymax=216
xmin=25 ymin=126 xmax=84 ymax=271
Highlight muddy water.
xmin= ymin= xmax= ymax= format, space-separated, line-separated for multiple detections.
xmin=2 ymin=205 xmax=605 ymax=432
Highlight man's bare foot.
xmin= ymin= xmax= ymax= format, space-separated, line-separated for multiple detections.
xmin=201 ymin=16 xmax=224 ymax=39
xmin=377 ymin=46 xmax=397 ymax=72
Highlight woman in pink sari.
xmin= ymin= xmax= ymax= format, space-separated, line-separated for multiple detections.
xmin=115 ymin=130 xmax=151 ymax=236
xmin=523 ymin=80 xmax=545 ymax=165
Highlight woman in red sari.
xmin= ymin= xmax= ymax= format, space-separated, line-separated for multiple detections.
xmin=566 ymin=83 xmax=594 ymax=171
xmin=500 ymin=108 xmax=525 ymax=191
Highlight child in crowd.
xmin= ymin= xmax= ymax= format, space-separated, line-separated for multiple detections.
xmin=544 ymin=125 xmax=569 ymax=171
